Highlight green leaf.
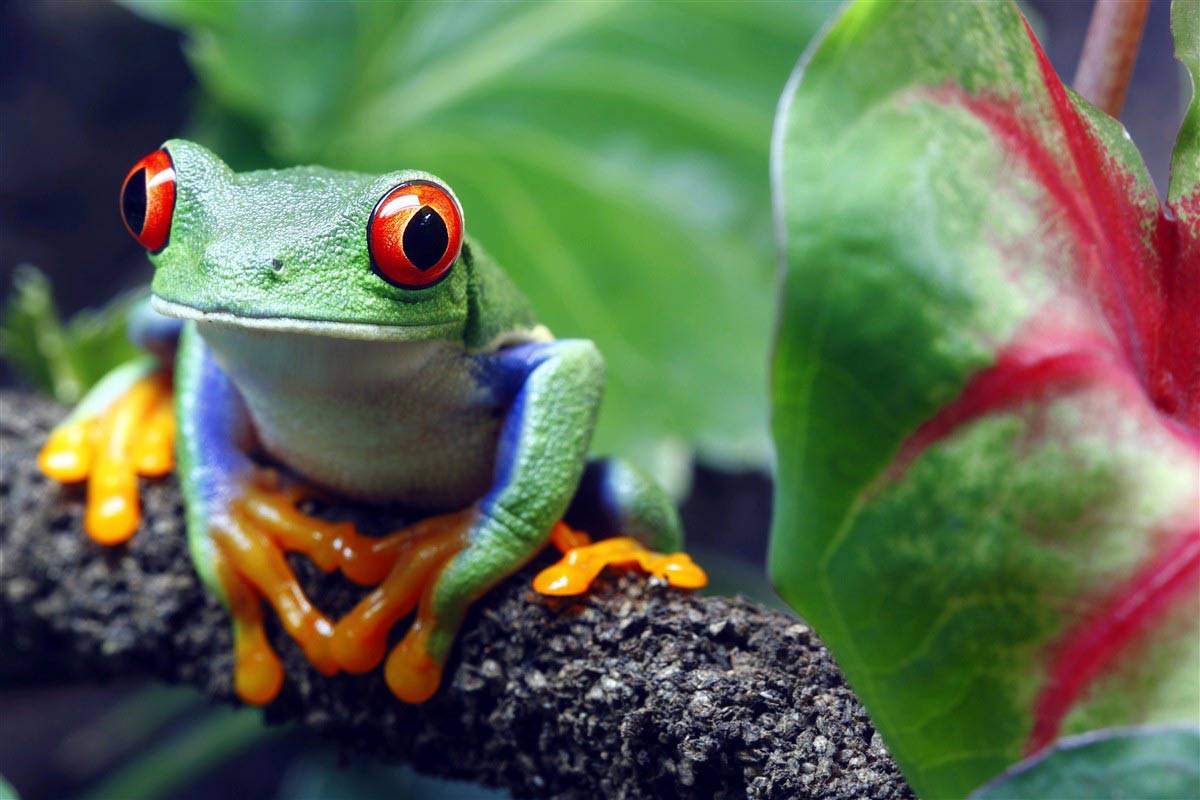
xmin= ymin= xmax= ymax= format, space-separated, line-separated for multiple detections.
xmin=119 ymin=0 xmax=838 ymax=471
xmin=1169 ymin=0 xmax=1199 ymax=208
xmin=771 ymin=2 xmax=1199 ymax=798
xmin=79 ymin=706 xmax=277 ymax=800
xmin=968 ymin=726 xmax=1200 ymax=800
xmin=1 ymin=266 xmax=141 ymax=403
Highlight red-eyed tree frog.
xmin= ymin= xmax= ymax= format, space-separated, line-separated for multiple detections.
xmin=38 ymin=140 xmax=706 ymax=706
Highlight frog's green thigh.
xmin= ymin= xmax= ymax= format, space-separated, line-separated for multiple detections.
xmin=38 ymin=295 xmax=179 ymax=544
xmin=382 ymin=339 xmax=604 ymax=702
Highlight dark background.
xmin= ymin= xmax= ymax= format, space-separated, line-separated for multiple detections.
xmin=0 ymin=1 xmax=1186 ymax=798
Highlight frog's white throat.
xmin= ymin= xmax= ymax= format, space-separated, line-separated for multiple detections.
xmin=194 ymin=319 xmax=502 ymax=507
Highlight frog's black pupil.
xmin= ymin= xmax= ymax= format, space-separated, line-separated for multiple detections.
xmin=122 ymin=168 xmax=147 ymax=235
xmin=403 ymin=206 xmax=449 ymax=271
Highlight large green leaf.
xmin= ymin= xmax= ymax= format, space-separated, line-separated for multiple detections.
xmin=120 ymin=0 xmax=837 ymax=472
xmin=771 ymin=1 xmax=1199 ymax=797
xmin=967 ymin=726 xmax=1200 ymax=800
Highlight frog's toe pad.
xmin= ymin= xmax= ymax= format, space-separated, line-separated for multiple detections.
xmin=533 ymin=527 xmax=708 ymax=596
xmin=38 ymin=374 xmax=174 ymax=545
xmin=234 ymin=618 xmax=285 ymax=706
xmin=386 ymin=622 xmax=443 ymax=704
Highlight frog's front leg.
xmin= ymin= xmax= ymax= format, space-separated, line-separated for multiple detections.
xmin=176 ymin=323 xmax=345 ymax=704
xmin=332 ymin=340 xmax=603 ymax=703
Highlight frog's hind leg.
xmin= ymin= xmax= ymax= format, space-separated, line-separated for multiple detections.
xmin=38 ymin=297 xmax=180 ymax=544
xmin=532 ymin=458 xmax=707 ymax=596
xmin=566 ymin=458 xmax=684 ymax=551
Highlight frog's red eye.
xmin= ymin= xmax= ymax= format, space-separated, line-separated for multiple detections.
xmin=368 ymin=180 xmax=463 ymax=289
xmin=120 ymin=149 xmax=176 ymax=253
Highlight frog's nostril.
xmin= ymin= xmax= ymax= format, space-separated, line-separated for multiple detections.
xmin=271 ymin=258 xmax=285 ymax=272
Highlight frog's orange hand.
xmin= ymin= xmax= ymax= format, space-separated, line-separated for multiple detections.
xmin=209 ymin=474 xmax=360 ymax=704
xmin=38 ymin=369 xmax=175 ymax=545
xmin=533 ymin=523 xmax=708 ymax=596
xmin=329 ymin=507 xmax=475 ymax=702
xmin=211 ymin=475 xmax=477 ymax=705
xmin=232 ymin=494 xmax=478 ymax=704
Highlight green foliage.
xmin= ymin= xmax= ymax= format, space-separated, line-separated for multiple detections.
xmin=771 ymin=1 xmax=1199 ymax=797
xmin=968 ymin=726 xmax=1200 ymax=800
xmin=0 ymin=266 xmax=140 ymax=403
xmin=80 ymin=702 xmax=276 ymax=800
xmin=120 ymin=0 xmax=837 ymax=471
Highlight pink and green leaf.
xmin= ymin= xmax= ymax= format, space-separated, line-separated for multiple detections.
xmin=770 ymin=1 xmax=1199 ymax=797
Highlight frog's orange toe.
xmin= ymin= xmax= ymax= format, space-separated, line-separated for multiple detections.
xmin=132 ymin=395 xmax=175 ymax=476
xmin=38 ymin=421 xmax=94 ymax=482
xmin=331 ymin=509 xmax=473 ymax=682
xmin=385 ymin=618 xmax=442 ymax=704
xmin=85 ymin=462 xmax=141 ymax=545
xmin=331 ymin=620 xmax=389 ymax=675
xmin=40 ymin=373 xmax=174 ymax=546
xmin=217 ymin=550 xmax=287 ymax=706
xmin=234 ymin=617 xmax=285 ymax=706
xmin=236 ymin=645 xmax=285 ymax=707
xmin=533 ymin=524 xmax=708 ymax=596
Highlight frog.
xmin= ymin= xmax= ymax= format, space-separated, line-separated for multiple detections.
xmin=38 ymin=139 xmax=706 ymax=706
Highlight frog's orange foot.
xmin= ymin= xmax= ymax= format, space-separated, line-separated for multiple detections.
xmin=330 ymin=506 xmax=476 ymax=703
xmin=533 ymin=523 xmax=708 ymax=596
xmin=38 ymin=373 xmax=174 ymax=545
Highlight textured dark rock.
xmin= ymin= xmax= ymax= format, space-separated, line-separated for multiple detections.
xmin=0 ymin=390 xmax=913 ymax=799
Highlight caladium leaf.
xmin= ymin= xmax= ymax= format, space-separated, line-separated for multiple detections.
xmin=771 ymin=2 xmax=1199 ymax=798
xmin=967 ymin=726 xmax=1200 ymax=800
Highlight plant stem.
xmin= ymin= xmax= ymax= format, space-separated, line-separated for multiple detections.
xmin=1072 ymin=0 xmax=1151 ymax=119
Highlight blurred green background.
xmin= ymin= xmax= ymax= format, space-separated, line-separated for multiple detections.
xmin=0 ymin=1 xmax=1184 ymax=798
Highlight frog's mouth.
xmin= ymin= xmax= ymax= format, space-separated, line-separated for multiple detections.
xmin=151 ymin=296 xmax=464 ymax=342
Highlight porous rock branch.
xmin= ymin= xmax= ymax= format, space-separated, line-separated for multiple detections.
xmin=0 ymin=391 xmax=911 ymax=800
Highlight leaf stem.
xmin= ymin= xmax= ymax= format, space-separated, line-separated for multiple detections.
xmin=1072 ymin=0 xmax=1151 ymax=119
